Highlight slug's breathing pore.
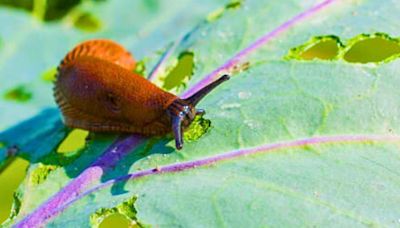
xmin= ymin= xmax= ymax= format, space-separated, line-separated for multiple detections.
xmin=54 ymin=39 xmax=230 ymax=150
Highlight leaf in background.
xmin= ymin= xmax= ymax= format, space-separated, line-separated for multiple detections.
xmin=4 ymin=0 xmax=400 ymax=227
xmin=0 ymin=0 xmax=226 ymax=131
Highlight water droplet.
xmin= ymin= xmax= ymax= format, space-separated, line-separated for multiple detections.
xmin=217 ymin=31 xmax=227 ymax=39
xmin=221 ymin=103 xmax=241 ymax=109
xmin=238 ymin=91 xmax=251 ymax=99
xmin=244 ymin=119 xmax=261 ymax=129
xmin=111 ymin=146 xmax=119 ymax=153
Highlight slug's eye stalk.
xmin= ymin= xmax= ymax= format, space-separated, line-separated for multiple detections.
xmin=184 ymin=74 xmax=230 ymax=106
xmin=172 ymin=113 xmax=184 ymax=150
xmin=167 ymin=74 xmax=230 ymax=150
xmin=167 ymin=101 xmax=195 ymax=150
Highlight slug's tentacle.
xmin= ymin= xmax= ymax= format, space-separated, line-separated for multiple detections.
xmin=184 ymin=74 xmax=230 ymax=106
xmin=167 ymin=99 xmax=190 ymax=150
xmin=172 ymin=114 xmax=184 ymax=150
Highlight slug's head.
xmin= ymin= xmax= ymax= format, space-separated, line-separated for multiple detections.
xmin=166 ymin=74 xmax=230 ymax=150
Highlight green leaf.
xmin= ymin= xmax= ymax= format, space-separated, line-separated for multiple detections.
xmin=3 ymin=0 xmax=400 ymax=227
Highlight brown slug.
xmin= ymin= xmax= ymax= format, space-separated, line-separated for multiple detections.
xmin=54 ymin=39 xmax=229 ymax=149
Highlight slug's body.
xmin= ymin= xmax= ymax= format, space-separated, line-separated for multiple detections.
xmin=54 ymin=39 xmax=229 ymax=149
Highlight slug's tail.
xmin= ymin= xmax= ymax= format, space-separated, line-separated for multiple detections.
xmin=57 ymin=39 xmax=136 ymax=73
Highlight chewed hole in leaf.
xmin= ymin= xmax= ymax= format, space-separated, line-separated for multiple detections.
xmin=288 ymin=36 xmax=341 ymax=60
xmin=207 ymin=0 xmax=242 ymax=22
xmin=0 ymin=1 xmax=33 ymax=13
xmin=289 ymin=33 xmax=400 ymax=63
xmin=44 ymin=0 xmax=81 ymax=21
xmin=41 ymin=67 xmax=57 ymax=82
xmin=57 ymin=129 xmax=89 ymax=155
xmin=3 ymin=85 xmax=32 ymax=102
xmin=162 ymin=51 xmax=194 ymax=90
xmin=98 ymin=213 xmax=136 ymax=228
xmin=344 ymin=36 xmax=400 ymax=63
xmin=0 ymin=0 xmax=87 ymax=21
xmin=0 ymin=157 xmax=29 ymax=224
xmin=90 ymin=196 xmax=138 ymax=227
xmin=73 ymin=12 xmax=102 ymax=32
xmin=184 ymin=115 xmax=211 ymax=142
xmin=29 ymin=163 xmax=58 ymax=185
xmin=133 ymin=60 xmax=146 ymax=77
xmin=226 ymin=0 xmax=242 ymax=9
xmin=299 ymin=39 xmax=340 ymax=60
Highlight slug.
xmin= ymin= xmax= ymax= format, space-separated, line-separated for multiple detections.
xmin=54 ymin=39 xmax=229 ymax=150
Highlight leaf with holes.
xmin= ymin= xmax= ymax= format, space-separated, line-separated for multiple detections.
xmin=3 ymin=0 xmax=400 ymax=227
